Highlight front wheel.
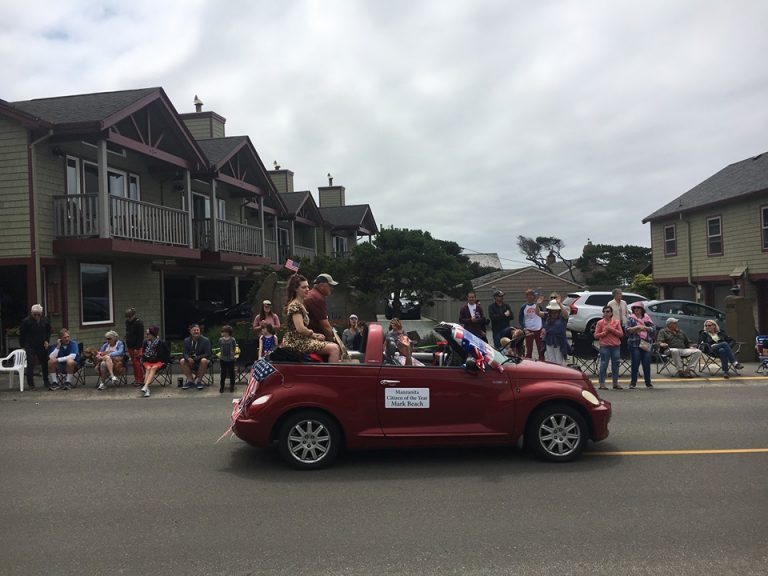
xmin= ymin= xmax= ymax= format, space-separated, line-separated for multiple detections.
xmin=526 ymin=405 xmax=588 ymax=462
xmin=277 ymin=411 xmax=341 ymax=470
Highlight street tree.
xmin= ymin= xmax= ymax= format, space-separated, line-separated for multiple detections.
xmin=577 ymin=243 xmax=652 ymax=289
xmin=349 ymin=228 xmax=475 ymax=305
xmin=516 ymin=235 xmax=578 ymax=282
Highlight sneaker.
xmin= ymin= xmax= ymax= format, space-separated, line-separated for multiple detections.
xmin=629 ymin=384 xmax=636 ymax=389
xmin=645 ymin=383 xmax=654 ymax=389
xmin=97 ymin=382 xmax=107 ymax=391
xmin=62 ymin=383 xmax=72 ymax=390
xmin=612 ymin=385 xmax=623 ymax=390
xmin=182 ymin=381 xmax=195 ymax=390
xmin=219 ymin=386 xmax=224 ymax=393
xmin=48 ymin=383 xmax=61 ymax=391
xmin=110 ymin=375 xmax=118 ymax=383
xmin=196 ymin=381 xmax=204 ymax=390
xmin=723 ymin=372 xmax=730 ymax=379
xmin=142 ymin=388 xmax=150 ymax=398
xmin=734 ymin=363 xmax=744 ymax=370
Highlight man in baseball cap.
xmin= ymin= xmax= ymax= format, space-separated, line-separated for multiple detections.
xmin=305 ymin=273 xmax=338 ymax=340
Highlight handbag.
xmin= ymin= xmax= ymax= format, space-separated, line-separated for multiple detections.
xmin=639 ymin=340 xmax=652 ymax=352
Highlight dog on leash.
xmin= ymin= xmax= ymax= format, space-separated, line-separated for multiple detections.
xmin=84 ymin=346 xmax=125 ymax=376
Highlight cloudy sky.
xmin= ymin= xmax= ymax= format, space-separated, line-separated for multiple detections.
xmin=3 ymin=0 xmax=767 ymax=267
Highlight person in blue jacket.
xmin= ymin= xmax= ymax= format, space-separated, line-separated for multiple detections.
xmin=95 ymin=330 xmax=126 ymax=390
xmin=47 ymin=328 xmax=79 ymax=390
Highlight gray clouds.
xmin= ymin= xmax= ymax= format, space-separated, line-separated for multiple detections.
xmin=2 ymin=0 xmax=767 ymax=267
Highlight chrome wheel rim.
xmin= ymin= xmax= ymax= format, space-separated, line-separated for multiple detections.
xmin=538 ymin=413 xmax=581 ymax=457
xmin=287 ymin=419 xmax=331 ymax=464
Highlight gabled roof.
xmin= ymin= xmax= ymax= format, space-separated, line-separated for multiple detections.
xmin=643 ymin=151 xmax=768 ymax=223
xmin=0 ymin=98 xmax=52 ymax=128
xmin=318 ymin=204 xmax=378 ymax=235
xmin=11 ymin=88 xmax=159 ymax=126
xmin=197 ymin=137 xmax=248 ymax=167
xmin=472 ymin=266 xmax=583 ymax=290
xmin=280 ymin=191 xmax=323 ymax=223
xmin=9 ymin=87 xmax=207 ymax=170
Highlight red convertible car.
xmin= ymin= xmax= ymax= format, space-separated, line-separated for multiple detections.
xmin=230 ymin=322 xmax=611 ymax=469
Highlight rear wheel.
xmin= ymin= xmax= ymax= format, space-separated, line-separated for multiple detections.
xmin=526 ymin=404 xmax=588 ymax=462
xmin=586 ymin=319 xmax=599 ymax=340
xmin=277 ymin=411 xmax=341 ymax=470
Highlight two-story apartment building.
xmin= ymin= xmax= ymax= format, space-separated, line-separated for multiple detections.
xmin=0 ymin=87 xmax=379 ymax=345
xmin=642 ymin=151 xmax=768 ymax=332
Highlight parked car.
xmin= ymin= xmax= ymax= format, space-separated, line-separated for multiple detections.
xmin=384 ymin=294 xmax=421 ymax=320
xmin=199 ymin=301 xmax=253 ymax=328
xmin=564 ymin=291 xmax=647 ymax=338
xmin=644 ymin=300 xmax=725 ymax=339
xmin=230 ymin=322 xmax=612 ymax=469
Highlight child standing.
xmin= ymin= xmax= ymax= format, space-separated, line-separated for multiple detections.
xmin=218 ymin=325 xmax=238 ymax=393
xmin=258 ymin=321 xmax=278 ymax=359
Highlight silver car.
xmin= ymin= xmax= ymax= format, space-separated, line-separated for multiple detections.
xmin=564 ymin=291 xmax=647 ymax=338
xmin=644 ymin=300 xmax=725 ymax=340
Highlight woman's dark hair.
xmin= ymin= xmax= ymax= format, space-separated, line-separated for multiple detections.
xmin=265 ymin=323 xmax=276 ymax=336
xmin=285 ymin=274 xmax=308 ymax=307
xmin=221 ymin=325 xmax=233 ymax=335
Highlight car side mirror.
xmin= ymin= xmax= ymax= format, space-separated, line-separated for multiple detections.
xmin=464 ymin=357 xmax=480 ymax=373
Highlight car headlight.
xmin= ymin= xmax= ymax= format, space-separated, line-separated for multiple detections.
xmin=582 ymin=390 xmax=600 ymax=406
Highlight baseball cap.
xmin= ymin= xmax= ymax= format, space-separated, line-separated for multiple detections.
xmin=313 ymin=273 xmax=338 ymax=286
xmin=263 ymin=300 xmax=272 ymax=305
xmin=493 ymin=289 xmax=504 ymax=297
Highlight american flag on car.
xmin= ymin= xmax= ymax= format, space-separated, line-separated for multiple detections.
xmin=438 ymin=322 xmax=506 ymax=373
xmin=218 ymin=359 xmax=277 ymax=442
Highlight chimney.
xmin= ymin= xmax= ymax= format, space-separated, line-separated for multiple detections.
xmin=546 ymin=251 xmax=556 ymax=266
xmin=268 ymin=162 xmax=294 ymax=194
xmin=328 ymin=172 xmax=333 ymax=186
xmin=179 ymin=94 xmax=227 ymax=139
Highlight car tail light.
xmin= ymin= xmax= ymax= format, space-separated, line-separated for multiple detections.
xmin=569 ymin=303 xmax=578 ymax=315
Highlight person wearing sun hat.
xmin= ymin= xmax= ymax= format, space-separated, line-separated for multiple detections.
xmin=252 ymin=299 xmax=280 ymax=332
xmin=626 ymin=300 xmax=656 ymax=388
xmin=541 ymin=298 xmax=570 ymax=365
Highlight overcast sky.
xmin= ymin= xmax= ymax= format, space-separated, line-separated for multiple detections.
xmin=2 ymin=0 xmax=767 ymax=267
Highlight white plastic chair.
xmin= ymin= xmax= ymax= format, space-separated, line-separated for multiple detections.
xmin=0 ymin=349 xmax=27 ymax=391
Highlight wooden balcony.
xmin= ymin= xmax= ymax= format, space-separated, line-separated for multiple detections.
xmin=53 ymin=195 xmax=189 ymax=246
xmin=192 ymin=218 xmax=264 ymax=256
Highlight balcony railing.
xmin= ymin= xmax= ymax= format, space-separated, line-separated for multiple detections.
xmin=53 ymin=195 xmax=189 ymax=246
xmin=192 ymin=219 xmax=264 ymax=255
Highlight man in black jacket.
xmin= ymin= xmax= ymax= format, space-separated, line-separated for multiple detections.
xmin=18 ymin=304 xmax=51 ymax=390
xmin=487 ymin=290 xmax=513 ymax=348
xmin=124 ymin=308 xmax=145 ymax=386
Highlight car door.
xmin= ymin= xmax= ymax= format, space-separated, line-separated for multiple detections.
xmin=375 ymin=363 xmax=514 ymax=438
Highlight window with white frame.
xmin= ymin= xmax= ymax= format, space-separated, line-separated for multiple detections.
xmin=66 ymin=156 xmax=80 ymax=195
xmin=762 ymin=206 xmax=768 ymax=251
xmin=663 ymin=224 xmax=676 ymax=256
xmin=334 ymin=236 xmax=348 ymax=255
xmin=80 ymin=263 xmax=113 ymax=325
xmin=79 ymin=160 xmax=141 ymax=200
xmin=216 ymin=198 xmax=226 ymax=220
xmin=707 ymin=216 xmax=723 ymax=256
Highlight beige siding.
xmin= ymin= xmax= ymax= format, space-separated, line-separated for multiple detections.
xmin=0 ymin=116 xmax=31 ymax=258
xmin=61 ymin=257 xmax=163 ymax=345
xmin=34 ymin=152 xmax=65 ymax=258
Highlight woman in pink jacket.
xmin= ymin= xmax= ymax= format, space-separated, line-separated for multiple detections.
xmin=595 ymin=306 xmax=624 ymax=390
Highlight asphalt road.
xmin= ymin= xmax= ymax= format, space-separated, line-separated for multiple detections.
xmin=1 ymin=380 xmax=767 ymax=576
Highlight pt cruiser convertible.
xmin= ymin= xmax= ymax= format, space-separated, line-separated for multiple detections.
xmin=230 ymin=322 xmax=611 ymax=469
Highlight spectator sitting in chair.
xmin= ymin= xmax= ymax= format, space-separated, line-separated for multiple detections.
xmin=47 ymin=328 xmax=79 ymax=391
xmin=180 ymin=324 xmax=212 ymax=390
xmin=656 ymin=317 xmax=702 ymax=378
xmin=95 ymin=330 xmax=126 ymax=390
xmin=139 ymin=325 xmax=169 ymax=398
xmin=699 ymin=320 xmax=743 ymax=379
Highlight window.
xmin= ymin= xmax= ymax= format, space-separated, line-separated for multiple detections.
xmin=216 ymin=198 xmax=226 ymax=220
xmin=762 ymin=206 xmax=768 ymax=251
xmin=707 ymin=216 xmax=723 ymax=256
xmin=664 ymin=225 xmax=676 ymax=256
xmin=79 ymin=160 xmax=140 ymax=199
xmin=80 ymin=263 xmax=113 ymax=325
xmin=66 ymin=156 xmax=80 ymax=195
xmin=334 ymin=236 xmax=348 ymax=255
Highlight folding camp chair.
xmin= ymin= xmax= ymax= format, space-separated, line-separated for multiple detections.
xmin=699 ymin=341 xmax=743 ymax=376
xmin=568 ymin=336 xmax=598 ymax=375
xmin=146 ymin=342 xmax=174 ymax=387
xmin=655 ymin=345 xmax=697 ymax=376
xmin=235 ymin=341 xmax=259 ymax=384
xmin=755 ymin=336 xmax=768 ymax=375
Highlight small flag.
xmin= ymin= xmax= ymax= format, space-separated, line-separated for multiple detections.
xmin=284 ymin=259 xmax=300 ymax=272
xmin=217 ymin=359 xmax=278 ymax=443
